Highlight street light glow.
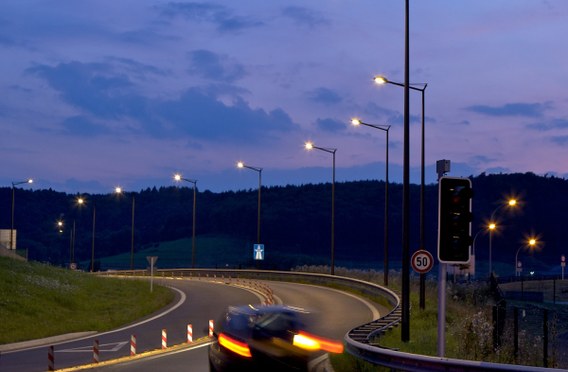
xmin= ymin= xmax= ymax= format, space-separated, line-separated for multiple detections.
xmin=373 ymin=75 xmax=388 ymax=85
xmin=305 ymin=142 xmax=314 ymax=150
xmin=489 ymin=223 xmax=496 ymax=230
xmin=529 ymin=238 xmax=537 ymax=246
xmin=508 ymin=199 xmax=517 ymax=206
xmin=115 ymin=187 xmax=123 ymax=194
xmin=77 ymin=197 xmax=85 ymax=205
xmin=237 ymin=161 xmax=244 ymax=168
xmin=174 ymin=174 xmax=182 ymax=181
xmin=350 ymin=118 xmax=361 ymax=126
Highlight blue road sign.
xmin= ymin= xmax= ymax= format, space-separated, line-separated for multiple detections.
xmin=253 ymin=244 xmax=265 ymax=260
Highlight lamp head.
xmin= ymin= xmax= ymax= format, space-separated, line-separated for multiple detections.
xmin=351 ymin=118 xmax=362 ymax=126
xmin=305 ymin=142 xmax=314 ymax=150
xmin=373 ymin=75 xmax=388 ymax=85
xmin=508 ymin=199 xmax=517 ymax=207
xmin=115 ymin=187 xmax=123 ymax=194
xmin=489 ymin=223 xmax=496 ymax=230
xmin=174 ymin=174 xmax=182 ymax=181
xmin=237 ymin=162 xmax=245 ymax=168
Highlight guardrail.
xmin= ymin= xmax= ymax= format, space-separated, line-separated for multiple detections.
xmin=102 ymin=269 xmax=564 ymax=371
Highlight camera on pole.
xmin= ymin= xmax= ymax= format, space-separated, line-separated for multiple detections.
xmin=438 ymin=176 xmax=473 ymax=263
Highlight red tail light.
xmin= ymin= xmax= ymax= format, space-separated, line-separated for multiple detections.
xmin=218 ymin=333 xmax=252 ymax=358
xmin=292 ymin=331 xmax=344 ymax=353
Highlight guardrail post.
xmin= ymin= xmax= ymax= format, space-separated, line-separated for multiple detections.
xmin=130 ymin=334 xmax=136 ymax=356
xmin=162 ymin=329 xmax=167 ymax=349
xmin=47 ymin=345 xmax=55 ymax=371
xmin=187 ymin=324 xmax=193 ymax=343
xmin=93 ymin=339 xmax=100 ymax=363
xmin=209 ymin=320 xmax=214 ymax=337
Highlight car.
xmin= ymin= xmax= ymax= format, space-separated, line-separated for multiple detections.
xmin=208 ymin=304 xmax=344 ymax=371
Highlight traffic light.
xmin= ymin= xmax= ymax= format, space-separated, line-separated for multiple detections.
xmin=438 ymin=176 xmax=473 ymax=263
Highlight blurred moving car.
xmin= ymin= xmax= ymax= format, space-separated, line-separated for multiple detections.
xmin=208 ymin=304 xmax=344 ymax=371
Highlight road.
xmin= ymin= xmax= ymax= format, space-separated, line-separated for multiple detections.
xmin=0 ymin=278 xmax=382 ymax=372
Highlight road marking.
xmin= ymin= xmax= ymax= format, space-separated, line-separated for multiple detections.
xmin=57 ymin=341 xmax=128 ymax=353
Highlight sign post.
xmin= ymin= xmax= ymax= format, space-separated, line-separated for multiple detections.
xmin=146 ymin=256 xmax=158 ymax=292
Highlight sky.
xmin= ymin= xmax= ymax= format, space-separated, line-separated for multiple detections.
xmin=1 ymin=0 xmax=568 ymax=194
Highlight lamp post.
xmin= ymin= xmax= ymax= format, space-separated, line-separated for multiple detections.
xmin=515 ymin=237 xmax=538 ymax=277
xmin=73 ymin=196 xmax=86 ymax=270
xmin=174 ymin=174 xmax=198 ymax=268
xmin=304 ymin=142 xmax=337 ymax=275
xmin=10 ymin=178 xmax=33 ymax=250
xmin=350 ymin=118 xmax=391 ymax=286
xmin=236 ymin=163 xmax=262 ymax=245
xmin=488 ymin=198 xmax=518 ymax=275
xmin=373 ymin=76 xmax=427 ymax=250
xmin=115 ymin=187 xmax=136 ymax=270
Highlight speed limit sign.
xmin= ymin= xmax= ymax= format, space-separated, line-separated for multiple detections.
xmin=411 ymin=250 xmax=434 ymax=274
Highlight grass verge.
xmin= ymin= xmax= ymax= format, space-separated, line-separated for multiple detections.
xmin=0 ymin=257 xmax=174 ymax=344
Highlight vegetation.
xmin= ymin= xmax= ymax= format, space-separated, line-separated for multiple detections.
xmin=1 ymin=172 xmax=567 ymax=274
xmin=0 ymin=256 xmax=173 ymax=344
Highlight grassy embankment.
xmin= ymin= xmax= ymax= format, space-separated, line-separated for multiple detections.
xmin=0 ymin=256 xmax=173 ymax=344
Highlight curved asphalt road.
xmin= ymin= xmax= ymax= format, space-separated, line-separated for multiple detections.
xmin=0 ymin=278 xmax=382 ymax=372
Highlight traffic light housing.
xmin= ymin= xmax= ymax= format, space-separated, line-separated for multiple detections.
xmin=438 ymin=176 xmax=473 ymax=263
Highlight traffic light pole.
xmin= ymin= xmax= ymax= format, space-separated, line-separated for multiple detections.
xmin=436 ymin=162 xmax=448 ymax=357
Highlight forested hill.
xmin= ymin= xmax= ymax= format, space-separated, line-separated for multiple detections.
xmin=0 ymin=172 xmax=566 ymax=274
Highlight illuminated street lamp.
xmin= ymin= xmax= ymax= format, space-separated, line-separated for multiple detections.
xmin=10 ymin=178 xmax=33 ymax=250
xmin=115 ymin=187 xmax=136 ymax=270
xmin=488 ymin=198 xmax=518 ymax=275
xmin=304 ymin=142 xmax=337 ymax=275
xmin=236 ymin=163 xmax=262 ymax=245
xmin=174 ymin=174 xmax=198 ymax=268
xmin=515 ymin=237 xmax=539 ymax=277
xmin=350 ymin=118 xmax=391 ymax=286
xmin=374 ymin=75 xmax=428 ymax=248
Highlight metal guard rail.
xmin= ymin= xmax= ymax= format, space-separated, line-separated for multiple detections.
xmin=103 ymin=269 xmax=564 ymax=371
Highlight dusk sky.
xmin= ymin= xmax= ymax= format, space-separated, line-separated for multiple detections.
xmin=2 ymin=1 xmax=568 ymax=194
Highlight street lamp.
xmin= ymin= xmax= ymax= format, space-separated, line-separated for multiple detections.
xmin=236 ymin=163 xmax=262 ymax=245
xmin=488 ymin=198 xmax=518 ymax=275
xmin=350 ymin=118 xmax=391 ymax=286
xmin=375 ymin=71 xmax=426 ymax=341
xmin=515 ymin=237 xmax=539 ymax=277
xmin=10 ymin=178 xmax=33 ymax=250
xmin=304 ymin=142 xmax=337 ymax=275
xmin=115 ymin=187 xmax=136 ymax=270
xmin=373 ymin=75 xmax=428 ymax=249
xmin=174 ymin=174 xmax=198 ymax=268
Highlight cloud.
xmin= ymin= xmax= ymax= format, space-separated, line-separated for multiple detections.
xmin=157 ymin=2 xmax=263 ymax=32
xmin=157 ymin=88 xmax=300 ymax=142
xmin=307 ymin=87 xmax=343 ymax=105
xmin=550 ymin=135 xmax=568 ymax=146
xmin=61 ymin=116 xmax=111 ymax=137
xmin=465 ymin=102 xmax=551 ymax=117
xmin=282 ymin=6 xmax=330 ymax=28
xmin=315 ymin=118 xmax=346 ymax=133
xmin=526 ymin=118 xmax=568 ymax=131
xmin=187 ymin=50 xmax=246 ymax=82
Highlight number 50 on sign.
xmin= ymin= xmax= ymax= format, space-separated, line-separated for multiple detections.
xmin=411 ymin=250 xmax=434 ymax=274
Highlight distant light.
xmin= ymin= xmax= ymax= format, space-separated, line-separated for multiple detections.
xmin=305 ymin=142 xmax=314 ymax=150
xmin=529 ymin=238 xmax=537 ymax=246
xmin=373 ymin=75 xmax=388 ymax=85
xmin=351 ymin=118 xmax=361 ymax=126
xmin=530 ymin=271 xmax=535 ymax=276
xmin=237 ymin=162 xmax=244 ymax=168
xmin=27 ymin=179 xmax=34 ymax=184
xmin=508 ymin=199 xmax=517 ymax=206
xmin=174 ymin=174 xmax=182 ymax=181
xmin=115 ymin=187 xmax=123 ymax=194
xmin=489 ymin=223 xmax=496 ymax=230
xmin=77 ymin=197 xmax=85 ymax=205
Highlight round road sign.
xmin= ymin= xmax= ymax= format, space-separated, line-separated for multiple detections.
xmin=411 ymin=250 xmax=434 ymax=274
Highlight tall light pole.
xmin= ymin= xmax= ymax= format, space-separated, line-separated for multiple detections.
xmin=373 ymin=76 xmax=427 ymax=251
xmin=515 ymin=237 xmax=538 ymax=277
xmin=350 ymin=118 xmax=391 ymax=285
xmin=74 ymin=196 xmax=85 ymax=270
xmin=10 ymin=178 xmax=33 ymax=250
xmin=174 ymin=174 xmax=198 ymax=268
xmin=115 ymin=187 xmax=136 ymax=270
xmin=236 ymin=163 xmax=262 ymax=245
xmin=304 ymin=142 xmax=337 ymax=275
xmin=488 ymin=198 xmax=518 ymax=275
